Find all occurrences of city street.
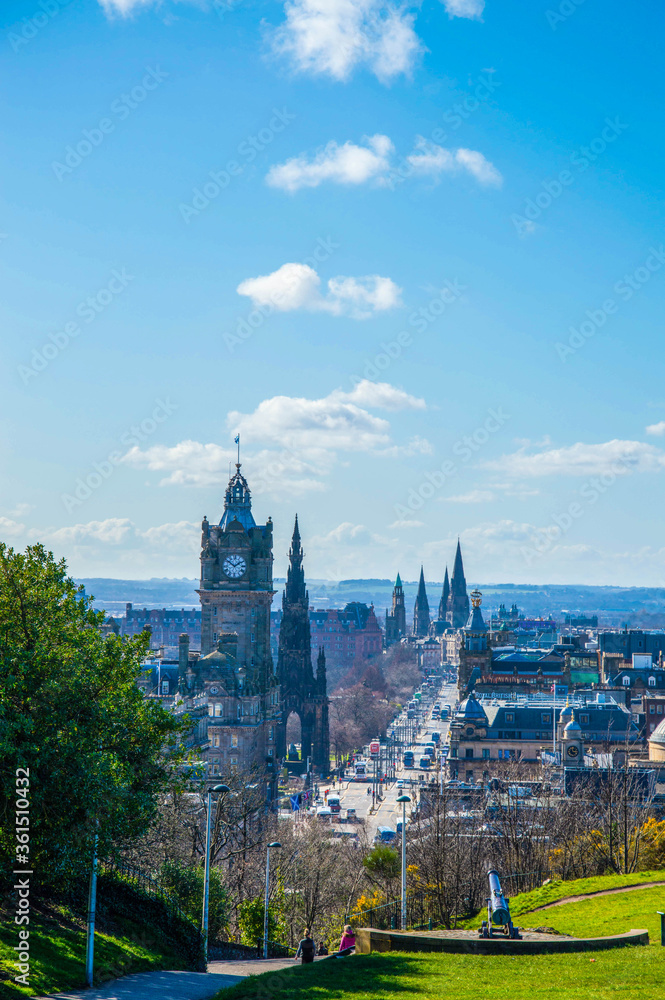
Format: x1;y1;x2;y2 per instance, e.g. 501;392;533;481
334;677;459;840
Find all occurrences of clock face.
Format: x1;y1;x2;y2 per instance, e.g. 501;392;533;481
223;554;247;578
566;745;579;758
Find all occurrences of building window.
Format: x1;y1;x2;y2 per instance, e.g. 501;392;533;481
208;704;214;717
231;735;238;747
465;747;473;759
210;687;218;695
215;703;222;717
505;713;514;723
237;705;242;719
161;680;169;695
267;747;273;756
649;676;656;687
230;757;238;769
622;675;630;686
541;713;551;725
251;633;255;643
213;735;220;747
650;705;655;714
482;748;490;760
451;748;458;758
269;727;273;741
466;770;474;782
580;714;589;725
213;607;218;616
659;705;663;715
213;632;218;641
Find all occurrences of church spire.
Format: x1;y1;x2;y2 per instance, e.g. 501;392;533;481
447;539;470;628
438;566;450;620
284;514;307;607
413;566;431;638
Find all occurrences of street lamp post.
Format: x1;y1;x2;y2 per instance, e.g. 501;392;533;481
85;828;98;988
263;841;281;959
202;783;230;968
397;795;411;931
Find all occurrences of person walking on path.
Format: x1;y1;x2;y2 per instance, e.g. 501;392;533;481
295;928;316;964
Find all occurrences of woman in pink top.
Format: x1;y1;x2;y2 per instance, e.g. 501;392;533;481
338;925;355;954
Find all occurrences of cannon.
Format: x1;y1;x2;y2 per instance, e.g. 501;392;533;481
478;869;521;939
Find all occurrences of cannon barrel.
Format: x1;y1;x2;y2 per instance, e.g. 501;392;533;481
487;869;511;925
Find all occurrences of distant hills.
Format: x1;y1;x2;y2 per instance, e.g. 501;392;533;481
77;577;665;625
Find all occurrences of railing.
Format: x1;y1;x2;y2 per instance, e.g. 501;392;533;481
347;870;550;931
100;858;200;932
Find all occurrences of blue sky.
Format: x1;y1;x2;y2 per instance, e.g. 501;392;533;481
1;0;665;585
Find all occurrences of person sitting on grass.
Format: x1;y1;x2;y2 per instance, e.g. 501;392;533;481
337;925;356;955
295;928;316;964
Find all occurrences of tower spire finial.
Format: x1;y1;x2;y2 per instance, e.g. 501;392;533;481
234;433;240;468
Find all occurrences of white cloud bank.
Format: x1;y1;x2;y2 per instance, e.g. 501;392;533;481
236;262;402;318
123;381;429;495
441;0;484;19
267;134;502;191
483;439;665;478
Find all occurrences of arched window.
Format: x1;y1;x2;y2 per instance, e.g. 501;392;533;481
649;676;656;687
622;675;630;686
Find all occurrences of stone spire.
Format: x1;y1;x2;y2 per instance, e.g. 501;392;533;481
284;514;307;608
219;462;256;531
413;566;431;638
438;567;450;620
447;539;470;629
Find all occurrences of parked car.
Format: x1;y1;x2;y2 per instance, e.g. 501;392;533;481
397;779;405;788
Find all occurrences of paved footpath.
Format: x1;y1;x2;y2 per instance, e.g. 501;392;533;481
42;958;298;1000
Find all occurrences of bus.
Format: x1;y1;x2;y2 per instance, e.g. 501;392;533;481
327;794;341;814
419;755;431;769
403;750;415;768
354;761;367;778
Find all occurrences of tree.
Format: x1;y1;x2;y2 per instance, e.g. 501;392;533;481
362;844;400;899
0;544;188;891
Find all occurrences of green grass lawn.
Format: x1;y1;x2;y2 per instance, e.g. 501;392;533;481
213;877;665;1000
461;868;665;927
213;948;665;1000
0;908;182;999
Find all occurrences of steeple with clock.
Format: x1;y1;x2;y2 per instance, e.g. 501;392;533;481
198;462;276;695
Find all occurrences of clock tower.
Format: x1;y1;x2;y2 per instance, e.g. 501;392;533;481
195;462;280;779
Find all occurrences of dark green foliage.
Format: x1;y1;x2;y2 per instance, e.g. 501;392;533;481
0;544;189;892
159;859;229;941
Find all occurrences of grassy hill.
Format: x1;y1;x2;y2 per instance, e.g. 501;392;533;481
213;874;665;1000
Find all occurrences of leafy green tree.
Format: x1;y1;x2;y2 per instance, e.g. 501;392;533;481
0;544;189;891
362;845;401;899
238;897;278;947
160;859;228;940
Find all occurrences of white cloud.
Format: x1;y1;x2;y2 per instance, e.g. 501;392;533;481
98;0;158;13
266;134;393;192
483;440;665;478
441;0;484;19
407;138;502;187
270;0;422;83
646;421;665;436
388;519;425;528
444;490;495;503
125;381;429;495
343;380;426;411
268;134;502;191
236;263;401;319
47;518;135;546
